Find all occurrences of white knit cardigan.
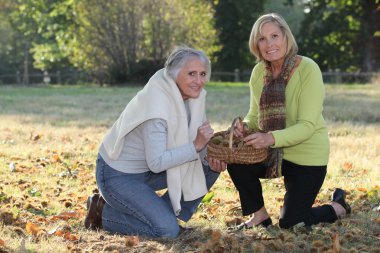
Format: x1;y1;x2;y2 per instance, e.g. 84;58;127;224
101;68;208;215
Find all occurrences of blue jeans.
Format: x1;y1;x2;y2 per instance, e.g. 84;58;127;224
96;154;219;238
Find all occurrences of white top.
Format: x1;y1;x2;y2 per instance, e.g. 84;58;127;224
100;118;200;173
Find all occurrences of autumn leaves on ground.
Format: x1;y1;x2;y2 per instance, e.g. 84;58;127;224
0;84;379;253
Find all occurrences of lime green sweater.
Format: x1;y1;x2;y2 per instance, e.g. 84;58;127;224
245;56;330;166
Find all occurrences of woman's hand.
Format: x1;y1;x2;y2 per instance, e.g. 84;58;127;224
207;157;227;173
193;121;214;152
243;132;275;149
232;119;245;138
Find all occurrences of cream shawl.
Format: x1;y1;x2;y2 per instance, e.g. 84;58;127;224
101;68;208;215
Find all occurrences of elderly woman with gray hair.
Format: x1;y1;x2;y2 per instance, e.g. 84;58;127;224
84;46;227;238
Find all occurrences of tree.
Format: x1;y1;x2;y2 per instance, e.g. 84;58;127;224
72;0;145;83
299;0;380;72
263;0;305;38
212;0;265;71
0;1;20;75
0;0;38;85
73;0;220;84
9;0;76;71
6;0;219;84
142;0;220;64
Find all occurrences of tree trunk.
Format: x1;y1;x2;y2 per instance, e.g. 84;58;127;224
362;1;380;72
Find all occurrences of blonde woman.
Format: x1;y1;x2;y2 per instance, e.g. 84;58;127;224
227;13;351;229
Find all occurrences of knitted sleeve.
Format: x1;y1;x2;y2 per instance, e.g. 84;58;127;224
244;63;265;131
270;58;325;147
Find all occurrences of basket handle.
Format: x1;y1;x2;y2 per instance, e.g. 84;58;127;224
228;117;243;148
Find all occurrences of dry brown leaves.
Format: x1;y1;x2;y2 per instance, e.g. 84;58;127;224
0;128;379;253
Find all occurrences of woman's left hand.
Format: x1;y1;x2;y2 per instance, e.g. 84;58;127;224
207;157;227;173
193;121;214;152
243;132;275;149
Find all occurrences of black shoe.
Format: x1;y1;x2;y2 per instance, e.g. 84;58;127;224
235;217;272;230
331;188;351;215
84;193;105;230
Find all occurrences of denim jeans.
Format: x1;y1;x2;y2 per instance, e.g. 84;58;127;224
96;154;219;238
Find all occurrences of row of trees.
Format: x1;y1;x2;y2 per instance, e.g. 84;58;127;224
0;0;379;84
1;0;220;83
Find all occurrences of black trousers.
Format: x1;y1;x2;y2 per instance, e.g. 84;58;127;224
227;159;338;228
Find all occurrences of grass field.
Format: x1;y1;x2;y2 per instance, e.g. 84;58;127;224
0;83;379;253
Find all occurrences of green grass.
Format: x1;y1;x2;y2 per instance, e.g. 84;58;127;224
0;83;379;252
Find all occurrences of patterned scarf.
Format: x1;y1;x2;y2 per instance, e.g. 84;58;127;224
259;54;297;178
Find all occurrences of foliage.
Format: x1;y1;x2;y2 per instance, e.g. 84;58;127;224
5;0;219;84
299;0;380;72
212;0;265;71
0;11;16;74
70;0;219;84
0;0;27;76
263;0;305;38
9;0;76;71
1;0;380;83
142;0;220;64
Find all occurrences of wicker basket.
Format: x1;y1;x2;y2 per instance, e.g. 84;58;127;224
207;117;268;164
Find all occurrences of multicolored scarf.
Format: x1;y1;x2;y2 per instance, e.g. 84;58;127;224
259;54;297;178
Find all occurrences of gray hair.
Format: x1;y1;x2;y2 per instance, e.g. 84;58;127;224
164;46;211;82
249;13;298;61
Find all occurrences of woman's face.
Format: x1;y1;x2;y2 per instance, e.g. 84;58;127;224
258;22;287;63
176;57;207;100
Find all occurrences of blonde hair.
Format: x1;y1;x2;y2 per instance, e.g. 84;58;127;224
249;13;298;61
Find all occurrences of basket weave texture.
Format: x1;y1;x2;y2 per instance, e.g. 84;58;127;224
207;117;268;164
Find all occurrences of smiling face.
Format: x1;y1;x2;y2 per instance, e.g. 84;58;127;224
258;22;287;64
175;57;207;100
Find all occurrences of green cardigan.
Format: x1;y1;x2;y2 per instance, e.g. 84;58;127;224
245;56;330;166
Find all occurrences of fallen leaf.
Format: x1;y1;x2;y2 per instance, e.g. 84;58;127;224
89;143;96;150
55;230;66;237
332;233;340;253
202;191;214;203
213;197;221;203
10;156;23;161
312;240;324;248
204;206;219;216
342;162;353;170
0;238;5;246
125;236;139;247
26;222;42;236
51;154;61;163
50;210;82;221
35;217;48;223
63;232;79;241
211;230;222;241
31;134;42;141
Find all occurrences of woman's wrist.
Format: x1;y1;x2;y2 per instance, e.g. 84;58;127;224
267;132;275;147
193;141;202;153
